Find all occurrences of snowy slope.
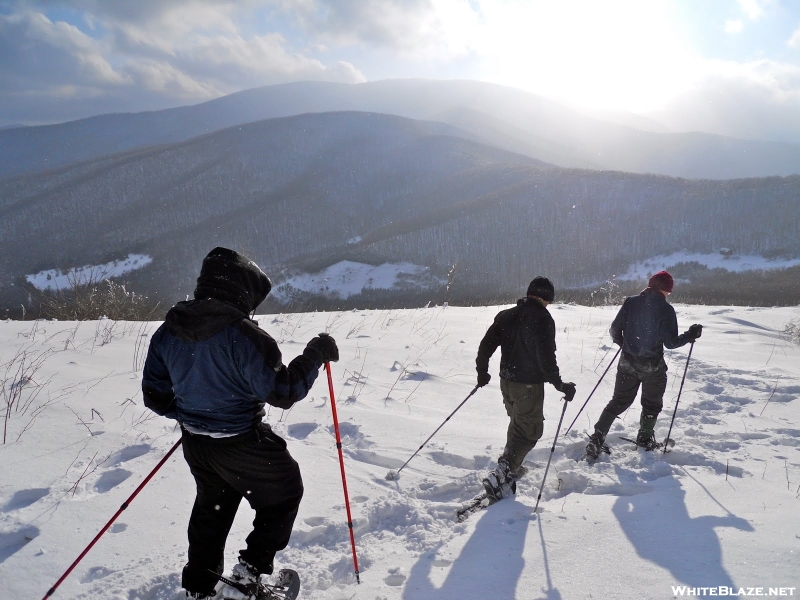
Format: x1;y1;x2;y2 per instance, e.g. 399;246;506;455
1;304;798;600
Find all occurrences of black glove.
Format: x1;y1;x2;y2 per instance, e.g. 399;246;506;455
477;372;491;387
686;324;703;341
558;381;577;402
306;332;339;362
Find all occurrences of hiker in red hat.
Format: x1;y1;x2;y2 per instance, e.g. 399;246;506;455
585;271;702;458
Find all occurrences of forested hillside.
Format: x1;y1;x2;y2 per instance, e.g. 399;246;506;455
2;111;799;316
348;171;800;288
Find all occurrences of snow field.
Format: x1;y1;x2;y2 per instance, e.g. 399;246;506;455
0;304;798;599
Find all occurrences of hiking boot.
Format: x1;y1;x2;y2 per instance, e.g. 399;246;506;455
635;428;660;451
636;413;660;450
221;561;260;600
482;459;516;501
585;431;606;460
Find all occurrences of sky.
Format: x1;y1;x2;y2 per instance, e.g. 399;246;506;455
1;0;800;142
1;303;798;599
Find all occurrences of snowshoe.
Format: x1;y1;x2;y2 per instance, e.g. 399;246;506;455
270;570;300;600
585;431;608;460
218;562;300;600
221;562;259;600
456;493;494;522
635;429;661;451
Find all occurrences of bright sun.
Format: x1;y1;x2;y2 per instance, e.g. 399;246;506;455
467;0;697;113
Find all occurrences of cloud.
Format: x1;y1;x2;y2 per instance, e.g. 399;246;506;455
0;11;127;89
171;32;365;89
31;0;245;33
0;2;366;124
287;0;482;60
649;59;800;143
738;0;768;21
789;26;800;48
725;20;744;34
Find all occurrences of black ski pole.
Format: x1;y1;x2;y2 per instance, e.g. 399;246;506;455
663;341;694;454
42;438;183;599
533;396;571;514
564;347;620;435
385;385;479;481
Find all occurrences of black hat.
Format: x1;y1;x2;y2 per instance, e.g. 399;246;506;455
527;276;555;302
193;247;272;313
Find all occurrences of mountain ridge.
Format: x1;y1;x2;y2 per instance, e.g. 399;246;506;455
2;79;799;180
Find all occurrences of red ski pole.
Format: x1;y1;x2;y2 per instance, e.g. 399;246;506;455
325;362;361;584
42;438;183;599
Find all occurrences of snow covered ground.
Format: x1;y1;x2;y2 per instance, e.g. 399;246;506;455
26;255;153;291
271;261;441;303
1;303;798;600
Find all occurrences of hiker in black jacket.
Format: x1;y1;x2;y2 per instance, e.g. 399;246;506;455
585;270;702;459
142;247;339;600
475;277;576;500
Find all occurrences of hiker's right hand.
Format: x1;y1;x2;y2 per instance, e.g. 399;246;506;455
687;324;703;341
477;372;491;387
559;382;576;402
307;333;339;362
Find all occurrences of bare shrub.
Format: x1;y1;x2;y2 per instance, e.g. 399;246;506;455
2;343;57;443
32;275;161;321
589;278;625;306
786;315;800;344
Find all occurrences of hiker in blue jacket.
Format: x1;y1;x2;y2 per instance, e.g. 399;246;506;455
585;270;702;458
142;247;338;600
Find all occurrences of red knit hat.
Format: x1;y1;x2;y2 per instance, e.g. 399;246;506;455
648;270;674;293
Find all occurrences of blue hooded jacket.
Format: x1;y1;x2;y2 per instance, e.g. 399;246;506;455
610;288;691;361
141;248;322;435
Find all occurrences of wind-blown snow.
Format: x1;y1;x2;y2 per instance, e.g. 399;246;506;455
25;254;153;291
272;261;441;301
0;303;798;599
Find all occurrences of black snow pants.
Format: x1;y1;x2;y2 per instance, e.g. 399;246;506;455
594;352;668;436
180;422;304;595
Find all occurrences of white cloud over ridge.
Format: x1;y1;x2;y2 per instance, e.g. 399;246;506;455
290;0;482;61
0;0;799;144
0;1;365;124
651;58;800;142
0;11;126;89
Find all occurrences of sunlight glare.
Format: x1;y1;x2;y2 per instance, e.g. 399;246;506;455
473;0;698;112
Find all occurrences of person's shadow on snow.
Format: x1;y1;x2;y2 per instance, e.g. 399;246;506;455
612;475;752;590
403;498;540;600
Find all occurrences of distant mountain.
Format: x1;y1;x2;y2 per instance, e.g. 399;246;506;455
2;79;799;180
2;111;798;315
